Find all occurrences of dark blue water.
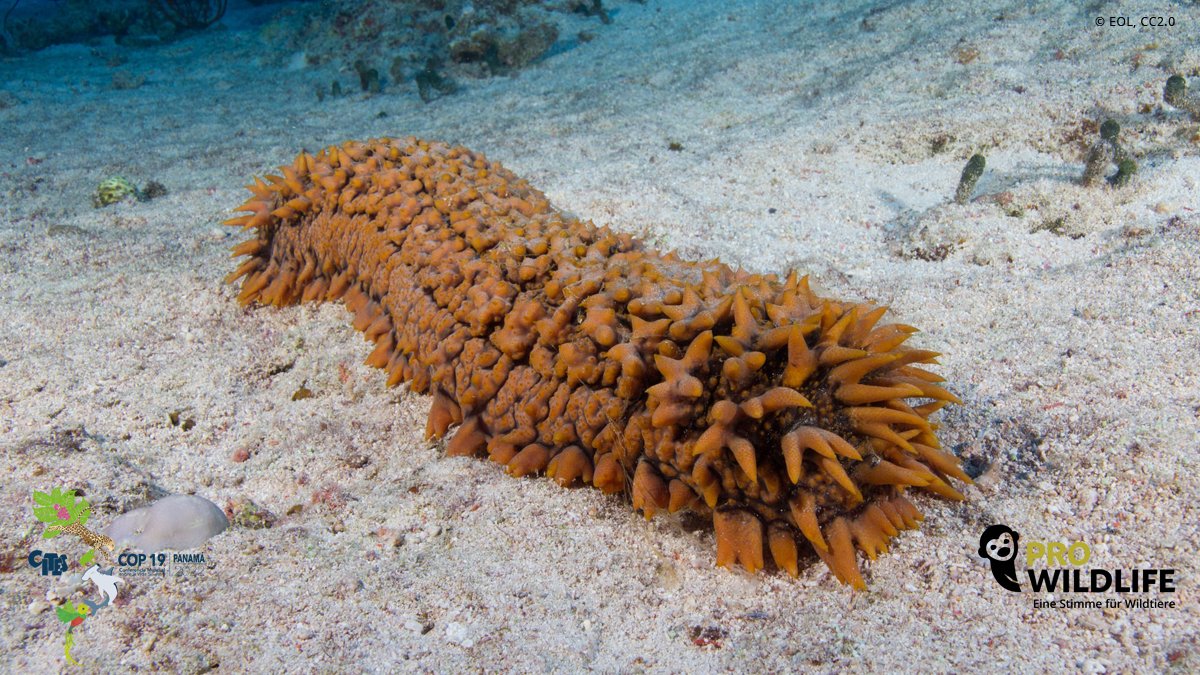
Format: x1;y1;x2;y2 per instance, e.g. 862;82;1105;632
2;0;293;52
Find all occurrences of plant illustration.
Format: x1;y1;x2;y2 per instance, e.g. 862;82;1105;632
32;488;114;564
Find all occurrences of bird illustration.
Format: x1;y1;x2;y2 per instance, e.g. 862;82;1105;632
56;601;91;628
56;602;93;665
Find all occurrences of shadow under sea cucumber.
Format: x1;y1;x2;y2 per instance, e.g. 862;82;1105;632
225;137;971;588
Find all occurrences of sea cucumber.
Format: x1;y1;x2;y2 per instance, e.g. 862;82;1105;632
226;138;970;587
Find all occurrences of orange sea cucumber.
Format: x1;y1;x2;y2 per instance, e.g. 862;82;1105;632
226;137;970;587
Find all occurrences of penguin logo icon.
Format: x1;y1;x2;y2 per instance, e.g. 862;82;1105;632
979;525;1022;592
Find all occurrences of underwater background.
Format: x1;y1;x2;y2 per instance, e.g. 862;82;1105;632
2;0;1198;670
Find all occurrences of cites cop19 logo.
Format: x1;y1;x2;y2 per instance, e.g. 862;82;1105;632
27;487;227;666
978;525;1178;610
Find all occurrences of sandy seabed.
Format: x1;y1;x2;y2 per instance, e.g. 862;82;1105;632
2;0;1198;671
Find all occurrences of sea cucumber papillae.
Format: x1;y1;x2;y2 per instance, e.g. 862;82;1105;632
227;138;970;587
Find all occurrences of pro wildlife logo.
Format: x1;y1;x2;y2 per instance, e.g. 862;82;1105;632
978;524;1022;592
976;523;1178;610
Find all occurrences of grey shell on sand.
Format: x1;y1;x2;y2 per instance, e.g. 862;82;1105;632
104;494;229;554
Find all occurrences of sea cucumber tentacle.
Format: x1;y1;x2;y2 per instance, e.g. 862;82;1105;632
228;137;970;588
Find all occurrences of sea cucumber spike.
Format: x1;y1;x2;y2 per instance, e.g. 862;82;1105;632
912;400;950;417
691;455;721;507
277;269;299;302
818;345;869;366
507;443;550;477
712;334;744;357
846;406;931;431
426;391;460;440
722;358;754;389
373;332;400;367
876;499;907;531
727;436;758;483
884;398;924;418
249;176;272;197
592;453;625;494
864;503;898;537
781;325;819;388
828;352;901;386
326;272;350;300
225;258;262;283
782;269;800;289
729;288;760;347
227;138;968;586
891;496;925;527
763;303;788;327
286;196;312;213
385;353;408;387
784;426;835;461
819;517;866;589
649;401;692;428
789;492;828;552
758;464;785;503
693;423;729;459
632;460;670;518
301;278;329;304
767;521;800;577
917;476;967;501
892;349;942;368
836;383;924;405
753;325;792;351
864;324;919;352
854;458;933;487
352;302;380;332
738;396;765;419
820;430;863;461
912;443;974;483
667;479;698;512
821;305;859;345
849;511;889;560
295;260;316;289
237;272;270;303
647;355;704;398
896;365;945;383
446;416;487;457
281;165;305;194
741;351;766;371
708;399;739;425
856;423;916;453
661;288;701;321
818;456;863;503
246;211;272;230
364;314;393;341
546;445;592;487
714;509;765;574
781;432;806;483
907;380;963;404
488;441;518;465
845;305;889;344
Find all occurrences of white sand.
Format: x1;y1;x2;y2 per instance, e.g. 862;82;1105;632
2;0;1198;671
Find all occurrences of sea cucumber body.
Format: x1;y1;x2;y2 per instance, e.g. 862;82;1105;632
227;138;969;587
